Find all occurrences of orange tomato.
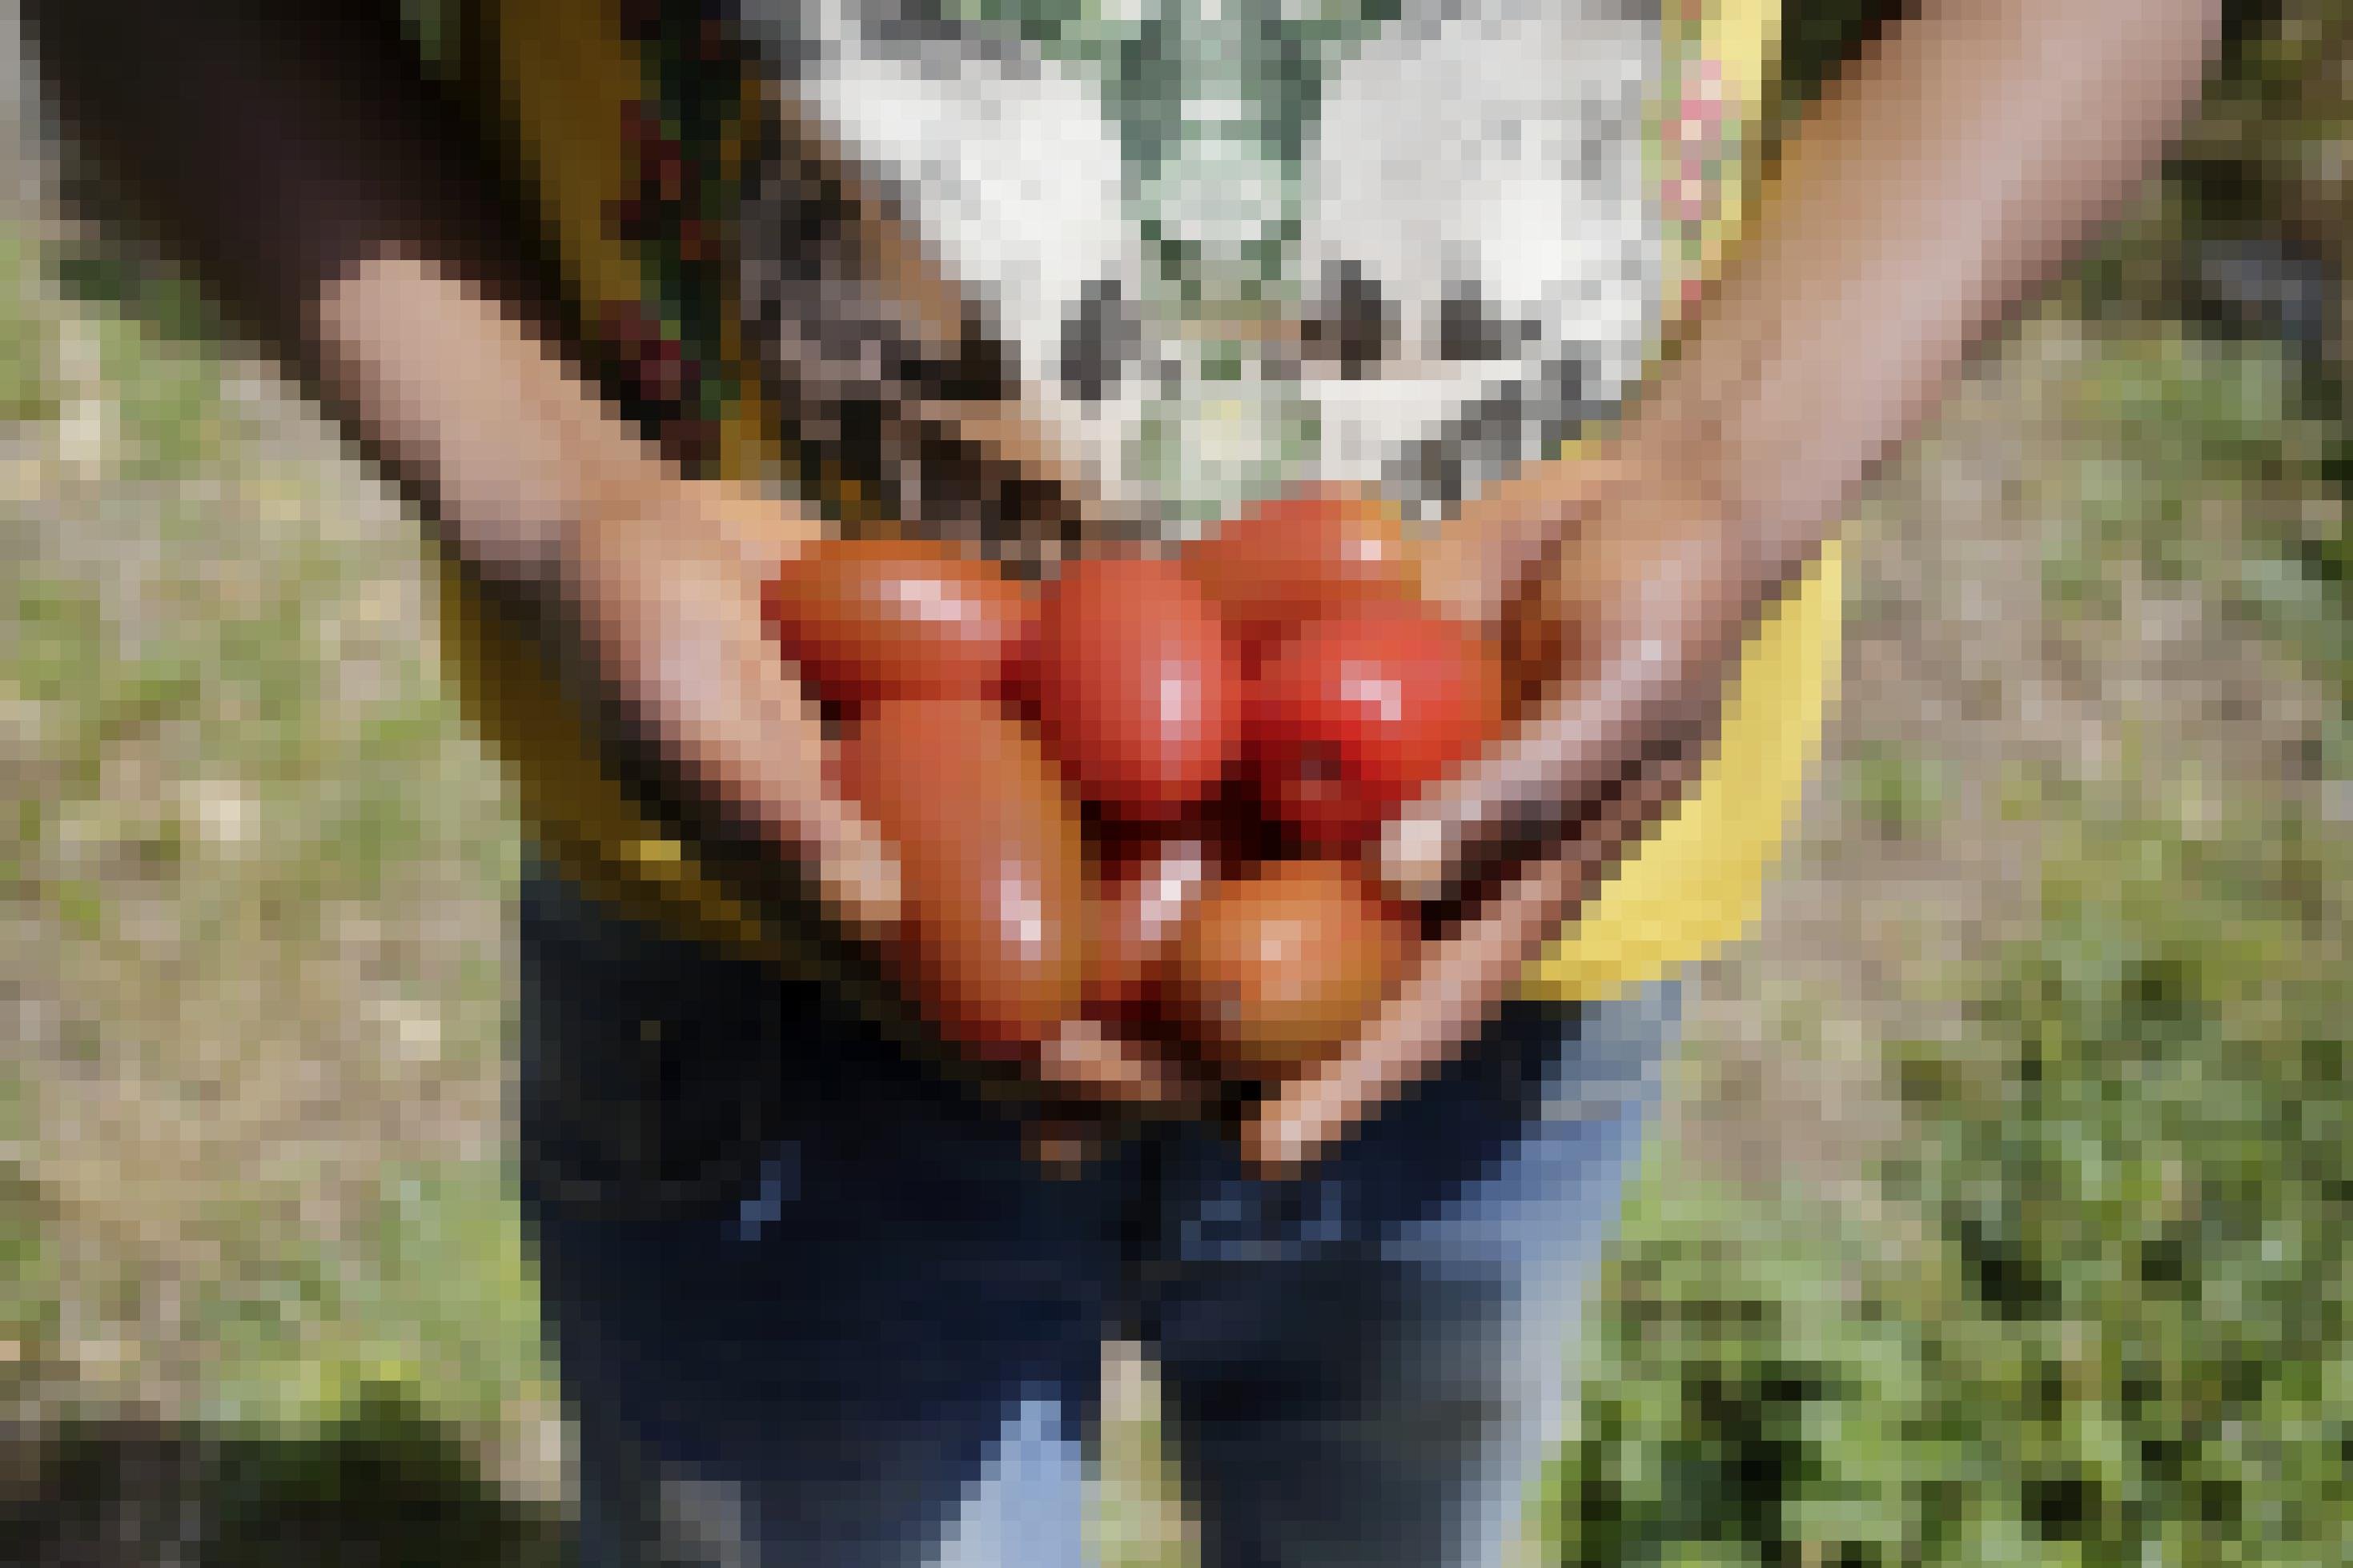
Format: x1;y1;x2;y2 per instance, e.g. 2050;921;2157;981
763;536;1036;710
1166;857;1407;1081
833;697;1088;1054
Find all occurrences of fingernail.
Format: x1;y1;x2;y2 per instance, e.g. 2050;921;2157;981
1026;1121;1104;1175
1247;1131;1306;1183
1380;812;1451;904
833;828;902;938
1038;1018;1171;1106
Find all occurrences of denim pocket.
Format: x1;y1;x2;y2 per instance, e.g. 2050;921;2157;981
516;860;796;1221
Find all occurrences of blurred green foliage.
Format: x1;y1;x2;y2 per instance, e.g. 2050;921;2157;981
2046;323;2347;773
181;1160;548;1442
6;1384;572;1567
1844;740;1947;840
1549;776;2349;1565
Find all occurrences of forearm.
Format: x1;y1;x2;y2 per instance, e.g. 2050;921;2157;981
26;2;689;595
1627;0;2224;573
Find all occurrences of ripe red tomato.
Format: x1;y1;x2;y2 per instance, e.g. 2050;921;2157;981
1244;604;1506;851
1180;486;1422;674
763;536;1036;710
1029;554;1240;824
832;697;1088;1054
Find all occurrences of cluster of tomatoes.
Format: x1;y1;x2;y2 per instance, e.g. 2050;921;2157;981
763;491;1510;1085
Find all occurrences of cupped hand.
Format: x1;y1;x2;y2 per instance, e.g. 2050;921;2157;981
552;471;1195;1122
1237;443;1795;1177
557;471;899;935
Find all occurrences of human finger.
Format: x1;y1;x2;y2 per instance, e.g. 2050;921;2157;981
564;479;905;940
1245;745;1698;1177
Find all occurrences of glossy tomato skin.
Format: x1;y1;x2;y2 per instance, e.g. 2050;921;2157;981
763;536;1036;710
1181;487;1421;675
1245;604;1507;851
833;698;1087;1055
1030;555;1240;824
1166;857;1406;1081
1082;830;1219;1027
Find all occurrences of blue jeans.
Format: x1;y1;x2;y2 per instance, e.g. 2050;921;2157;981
516;860;1673;1567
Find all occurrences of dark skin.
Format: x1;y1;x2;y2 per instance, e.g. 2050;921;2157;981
28;0;2227;1175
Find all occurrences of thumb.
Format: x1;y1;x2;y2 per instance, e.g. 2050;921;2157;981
1413;447;1640;627
570;483;904;942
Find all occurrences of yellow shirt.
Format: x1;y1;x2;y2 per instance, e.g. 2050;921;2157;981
432;0;1838;1004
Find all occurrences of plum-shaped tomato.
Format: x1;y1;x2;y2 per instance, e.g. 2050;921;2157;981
1180;487;1422;674
1245;604;1506;851
833;697;1088;1055
763;536;1035;711
1082;830;1219;1028
1029;555;1239;823
1166;857;1407;1081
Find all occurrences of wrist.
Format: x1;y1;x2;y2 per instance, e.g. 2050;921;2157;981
1608;391;1823;597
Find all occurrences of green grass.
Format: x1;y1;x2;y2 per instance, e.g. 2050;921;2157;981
180;1160;549;1440
7;193;541;1521
1548;784;2348;1564
1845;741;1949;841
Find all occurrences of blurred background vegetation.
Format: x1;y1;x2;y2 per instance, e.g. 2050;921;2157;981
3;2;2347;1563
